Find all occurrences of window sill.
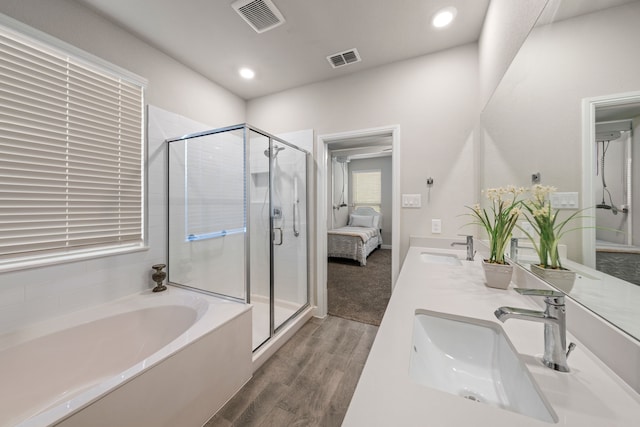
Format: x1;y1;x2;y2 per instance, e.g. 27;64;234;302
0;245;150;274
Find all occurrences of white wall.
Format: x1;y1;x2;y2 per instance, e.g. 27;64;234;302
0;1;245;333
348;157;393;245
247;43;480;264
478;0;547;108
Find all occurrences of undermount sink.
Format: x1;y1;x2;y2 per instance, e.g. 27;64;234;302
419;252;462;266
409;309;557;423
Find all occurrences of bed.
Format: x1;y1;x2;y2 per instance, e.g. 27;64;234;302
328;207;383;266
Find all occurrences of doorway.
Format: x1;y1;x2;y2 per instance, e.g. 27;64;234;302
315;125;400;319
582;91;640;273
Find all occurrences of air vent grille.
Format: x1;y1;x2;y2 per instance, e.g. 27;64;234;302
232;0;285;33
327;48;361;69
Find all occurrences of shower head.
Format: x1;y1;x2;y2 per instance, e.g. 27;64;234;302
264;145;285;158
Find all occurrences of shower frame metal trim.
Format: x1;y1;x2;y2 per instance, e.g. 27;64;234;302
165;123;311;352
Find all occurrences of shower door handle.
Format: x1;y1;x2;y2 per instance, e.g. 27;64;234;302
273;227;283;245
293;203;300;237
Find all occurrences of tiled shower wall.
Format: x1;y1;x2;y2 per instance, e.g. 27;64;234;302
596;251;640;286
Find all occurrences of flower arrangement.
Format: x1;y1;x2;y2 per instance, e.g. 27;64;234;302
466;185;525;264
518;185;584;269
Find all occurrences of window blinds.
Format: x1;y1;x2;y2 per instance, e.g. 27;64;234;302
352;170;381;211
0;25;145;263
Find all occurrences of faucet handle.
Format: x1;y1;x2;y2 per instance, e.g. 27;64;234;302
514;287;565;305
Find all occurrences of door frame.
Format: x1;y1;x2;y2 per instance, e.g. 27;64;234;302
315;125;400;318
582;90;640;268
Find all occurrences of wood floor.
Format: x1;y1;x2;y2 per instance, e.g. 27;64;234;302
205;315;378;427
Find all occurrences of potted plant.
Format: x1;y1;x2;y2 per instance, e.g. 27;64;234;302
466;185;525;289
518;185;585;292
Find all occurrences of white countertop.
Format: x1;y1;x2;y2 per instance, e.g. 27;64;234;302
342;246;640;426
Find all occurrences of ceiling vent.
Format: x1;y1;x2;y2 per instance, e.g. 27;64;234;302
232;0;285;33
327;48;361;69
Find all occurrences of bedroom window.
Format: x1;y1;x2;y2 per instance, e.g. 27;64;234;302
0;18;147;270
352;169;381;212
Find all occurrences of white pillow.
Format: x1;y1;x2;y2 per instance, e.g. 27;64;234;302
350;214;373;227
372;215;381;230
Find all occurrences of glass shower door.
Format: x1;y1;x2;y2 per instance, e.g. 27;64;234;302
271;142;308;332
248;130;271;350
248;131;309;351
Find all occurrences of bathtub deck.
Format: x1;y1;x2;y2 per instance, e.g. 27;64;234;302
205;315;378;427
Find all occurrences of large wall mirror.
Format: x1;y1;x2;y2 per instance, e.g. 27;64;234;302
481;0;640;341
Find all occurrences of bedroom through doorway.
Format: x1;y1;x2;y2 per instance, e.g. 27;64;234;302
325;134;394;325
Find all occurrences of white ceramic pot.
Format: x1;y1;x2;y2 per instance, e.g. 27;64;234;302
482;260;513;289
530;264;576;294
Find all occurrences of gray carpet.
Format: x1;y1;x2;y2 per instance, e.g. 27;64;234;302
327;249;392;326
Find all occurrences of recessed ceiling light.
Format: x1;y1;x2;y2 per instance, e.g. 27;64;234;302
239;67;255;79
432;7;457;28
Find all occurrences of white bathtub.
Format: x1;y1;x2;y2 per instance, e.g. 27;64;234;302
0;286;252;427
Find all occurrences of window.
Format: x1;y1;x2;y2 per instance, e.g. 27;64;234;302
0;19;146;269
352;169;381;212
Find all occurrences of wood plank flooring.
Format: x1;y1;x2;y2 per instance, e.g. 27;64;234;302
205;316;378;427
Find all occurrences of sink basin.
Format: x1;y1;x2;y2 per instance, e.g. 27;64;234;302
409;310;557;423
420;252;462;266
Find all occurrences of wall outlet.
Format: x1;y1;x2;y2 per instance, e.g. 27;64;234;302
432;219;442;234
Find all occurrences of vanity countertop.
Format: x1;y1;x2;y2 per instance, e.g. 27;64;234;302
342;245;640;426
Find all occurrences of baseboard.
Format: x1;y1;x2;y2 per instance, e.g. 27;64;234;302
381;244;392;250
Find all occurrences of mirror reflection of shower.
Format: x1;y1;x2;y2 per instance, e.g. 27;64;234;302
592;105;640;285
594;120;633;247
596;128;629;215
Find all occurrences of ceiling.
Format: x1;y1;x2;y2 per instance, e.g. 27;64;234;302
72;0;490;100
70;0;639;101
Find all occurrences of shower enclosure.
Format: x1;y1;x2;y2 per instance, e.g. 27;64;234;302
594;121;632;245
166;124;309;351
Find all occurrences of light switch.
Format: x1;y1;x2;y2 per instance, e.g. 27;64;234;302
402;194;422;208
550;192;579;209
432;219;442;234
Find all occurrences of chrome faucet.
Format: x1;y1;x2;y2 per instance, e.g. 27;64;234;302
494;288;576;372
451;235;475;261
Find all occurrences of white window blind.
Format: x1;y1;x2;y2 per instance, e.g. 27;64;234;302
0;22;145;266
352;169;381;211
